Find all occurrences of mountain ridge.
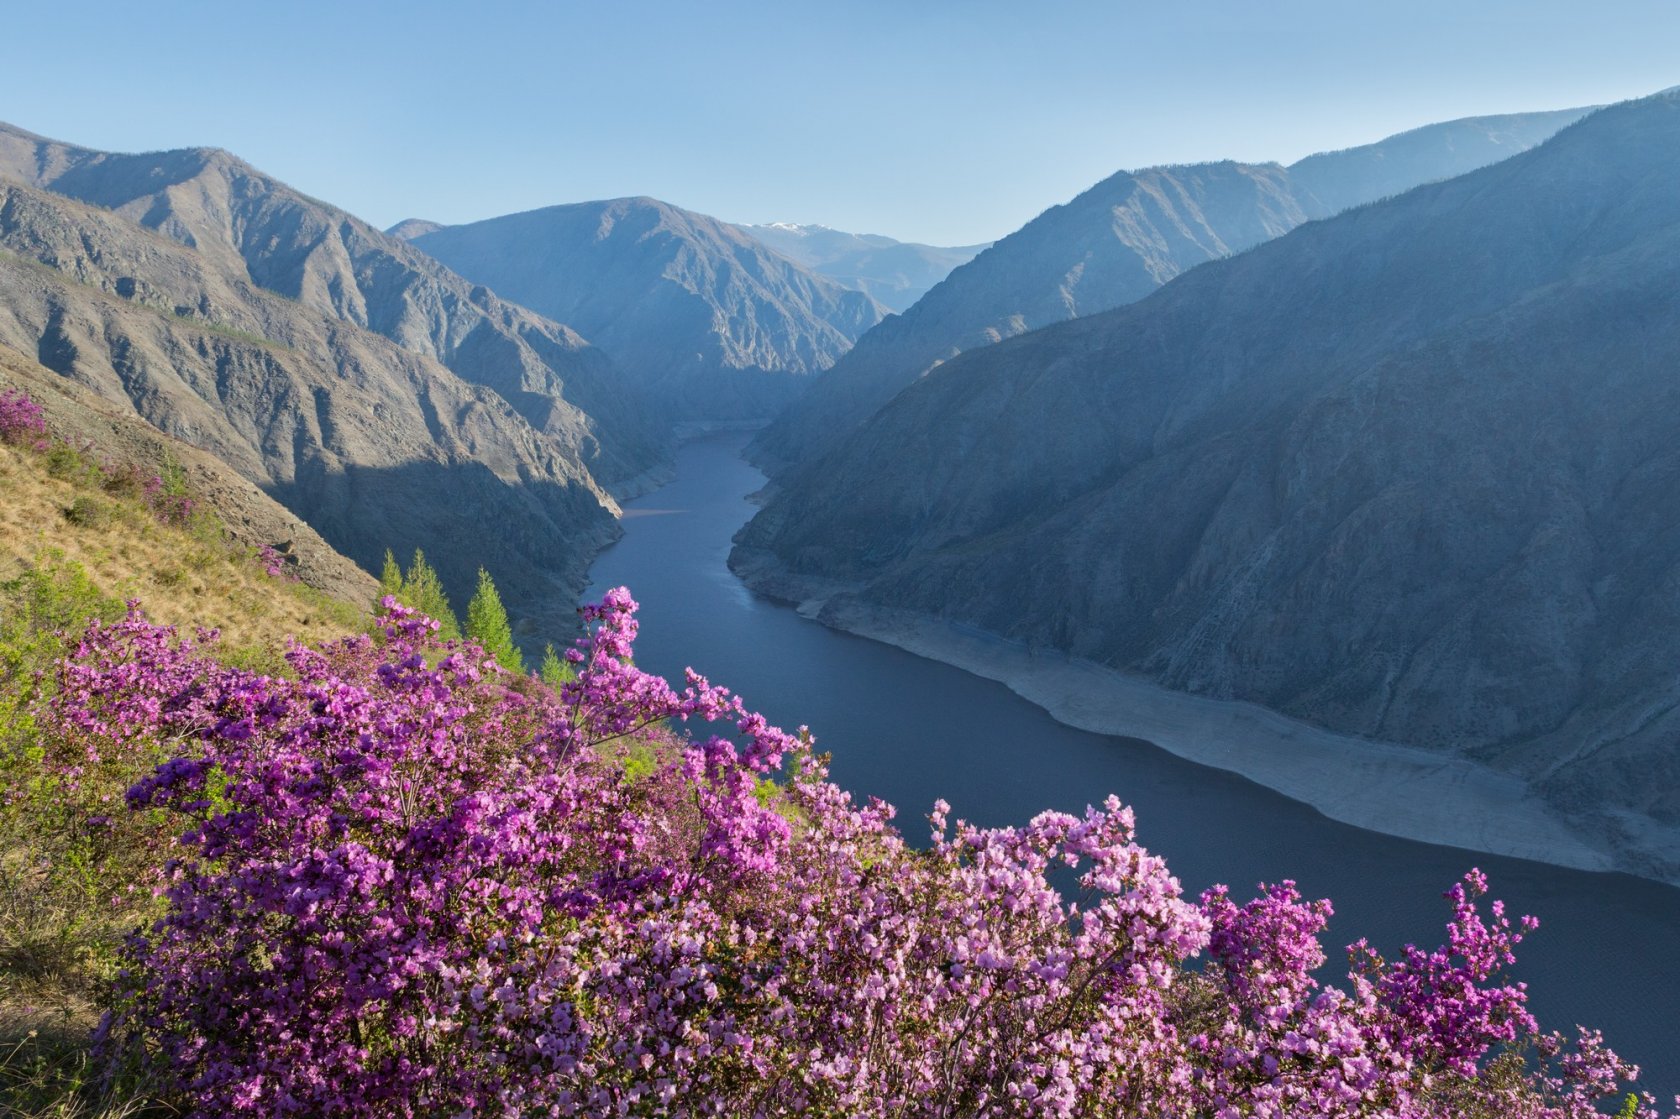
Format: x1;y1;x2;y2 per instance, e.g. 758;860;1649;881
0;169;618;637
735;221;990;313
732;93;1680;882
749;104;1598;474
408;196;886;421
0;120;666;492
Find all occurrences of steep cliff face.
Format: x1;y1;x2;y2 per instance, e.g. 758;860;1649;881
733;95;1680;876
750;106;1595;473
0;177;617;636
410;198;886;421
752;161;1312;470
0;122;663;491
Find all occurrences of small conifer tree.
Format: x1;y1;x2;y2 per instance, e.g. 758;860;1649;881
378;549;402;598
539;642;574;688
465;567;522;673
401;549;461;639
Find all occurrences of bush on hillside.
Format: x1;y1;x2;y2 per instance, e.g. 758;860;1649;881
7;589;1663;1118
0;388;47;446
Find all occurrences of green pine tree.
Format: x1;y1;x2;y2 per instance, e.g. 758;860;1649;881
378;549;402;599
401;549;460;639
539;642;575;688
465;567;521;672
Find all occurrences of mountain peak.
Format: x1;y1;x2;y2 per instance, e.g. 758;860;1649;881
408;196;885;421
386;217;445;240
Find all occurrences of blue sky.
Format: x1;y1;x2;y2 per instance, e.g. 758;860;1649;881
3;1;1676;244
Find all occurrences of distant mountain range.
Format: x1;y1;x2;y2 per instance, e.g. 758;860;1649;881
401;199;886;420
749;105;1595;473
733;94;1680;879
735;223;990;313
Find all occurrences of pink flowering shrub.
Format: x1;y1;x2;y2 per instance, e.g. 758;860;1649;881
139;470;196;527
0;386;48;445
23;590;1672;1117
0;386;199;531
254;543;295;580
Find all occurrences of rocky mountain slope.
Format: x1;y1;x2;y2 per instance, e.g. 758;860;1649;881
0;122;663;491
736;222;989;313
0;341;376;611
0;174;617;637
733;93;1680;879
408;198;886;420
751;105;1594;473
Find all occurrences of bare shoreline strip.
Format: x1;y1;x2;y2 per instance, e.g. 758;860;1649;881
780;593;1625;878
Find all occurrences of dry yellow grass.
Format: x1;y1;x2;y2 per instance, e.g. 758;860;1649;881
0;438;368;1115
0;441;363;654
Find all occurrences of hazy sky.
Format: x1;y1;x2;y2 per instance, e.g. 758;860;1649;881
3;1;1676;244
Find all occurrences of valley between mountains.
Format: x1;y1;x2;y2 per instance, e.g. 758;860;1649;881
3;95;1678;890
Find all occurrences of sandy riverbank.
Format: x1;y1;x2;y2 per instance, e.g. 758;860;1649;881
730;550;1651;880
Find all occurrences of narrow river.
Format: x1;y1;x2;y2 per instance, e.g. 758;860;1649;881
585;431;1680;1096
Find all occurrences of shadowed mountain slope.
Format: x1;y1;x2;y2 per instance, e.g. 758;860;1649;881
733;93;1680;879
737;222;990;313
0;122;663;490
0;175;617;636
751;105;1595;473
410;198;886;421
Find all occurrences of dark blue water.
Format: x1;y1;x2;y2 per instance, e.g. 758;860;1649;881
585;432;1680;1097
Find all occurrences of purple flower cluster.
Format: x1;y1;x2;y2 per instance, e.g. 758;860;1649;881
255;543;295;580
0;386;48;445
139;471;196;526
26;589;1672;1117
1;387;200;527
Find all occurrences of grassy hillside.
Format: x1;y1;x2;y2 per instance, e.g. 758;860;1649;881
0;437;360;655
0;375;373;1115
0;343;378;616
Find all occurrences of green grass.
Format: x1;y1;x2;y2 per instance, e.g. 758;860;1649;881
0;559;171;1118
